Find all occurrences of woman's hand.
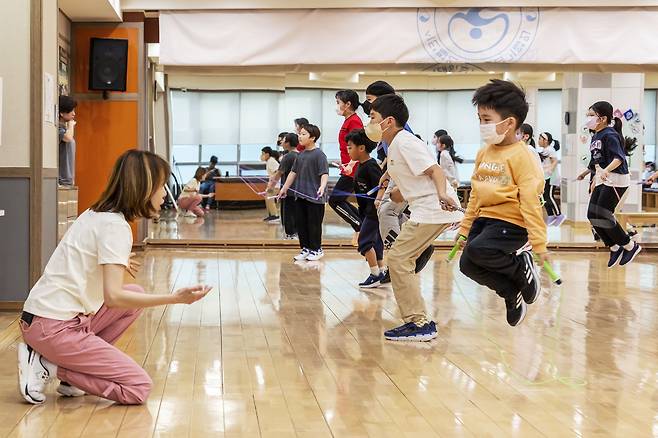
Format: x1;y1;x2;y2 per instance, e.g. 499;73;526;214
277;188;288;199
173;285;212;304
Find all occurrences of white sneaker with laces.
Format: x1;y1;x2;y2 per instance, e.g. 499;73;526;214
18;342;57;404
306;249;324;261
57;382;86;397
293;248;310;261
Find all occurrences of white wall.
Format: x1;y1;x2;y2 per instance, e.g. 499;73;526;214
0;2;31;167
43;0;59;169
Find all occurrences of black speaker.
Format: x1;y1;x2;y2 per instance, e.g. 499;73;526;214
88;38;128;92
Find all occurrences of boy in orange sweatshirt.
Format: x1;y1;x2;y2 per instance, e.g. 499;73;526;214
457;80;549;327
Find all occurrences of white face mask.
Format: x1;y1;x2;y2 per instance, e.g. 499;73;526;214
480;119;511;145
365;119;389;142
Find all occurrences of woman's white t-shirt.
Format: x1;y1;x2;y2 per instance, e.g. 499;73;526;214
178;178;200;199
23;210;133;320
266;157;280;177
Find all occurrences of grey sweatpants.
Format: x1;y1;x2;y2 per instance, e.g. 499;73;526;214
378;181;410;250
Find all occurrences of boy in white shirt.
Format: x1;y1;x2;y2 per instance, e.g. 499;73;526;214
368;94;463;341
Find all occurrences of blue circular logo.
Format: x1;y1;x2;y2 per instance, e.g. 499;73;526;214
418;8;539;63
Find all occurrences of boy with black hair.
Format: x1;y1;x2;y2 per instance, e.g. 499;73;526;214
346;129;385;288
293;118;309;152
200;155;220;210
268;133;299;239
457;79;548;327
279;124;328;261
369;94;463;341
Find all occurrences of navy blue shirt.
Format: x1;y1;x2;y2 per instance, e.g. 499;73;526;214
590;127;628;175
353;158;382;218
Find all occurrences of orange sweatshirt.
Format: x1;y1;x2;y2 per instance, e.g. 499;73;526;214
458;140;548;253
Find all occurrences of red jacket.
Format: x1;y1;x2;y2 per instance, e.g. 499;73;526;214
338;113;363;177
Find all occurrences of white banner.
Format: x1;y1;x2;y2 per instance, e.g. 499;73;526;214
160;8;658;67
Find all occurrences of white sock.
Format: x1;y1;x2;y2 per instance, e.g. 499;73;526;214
623;241;635;251
381;265;388;273
610;245;620;252
370;266;380;276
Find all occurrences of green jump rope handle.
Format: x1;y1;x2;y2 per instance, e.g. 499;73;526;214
533;255;562;285
446;235;466;263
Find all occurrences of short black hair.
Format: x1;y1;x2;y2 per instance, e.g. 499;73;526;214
59;95;77;114
278;131;288;138
472;79;528;129
435;129;448;138
300;123;321;142
345;128;377;153
294;117;309;127
366;80;395;97
335;90;361;112
209;155;218;164
438;134;453;148
283;132;299;148
370;94;409;128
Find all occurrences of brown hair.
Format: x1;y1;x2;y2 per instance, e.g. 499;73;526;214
91;149;170;222
194;166;206;181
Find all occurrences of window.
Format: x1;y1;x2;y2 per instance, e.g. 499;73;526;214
644;89;656;163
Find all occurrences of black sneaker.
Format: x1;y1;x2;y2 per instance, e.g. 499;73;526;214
414;245;435;273
263;215;275;222
607;247;624;268
505;292;527;327
519;251;540;304
384;320;437;342
619;242;642;266
380;268;391;284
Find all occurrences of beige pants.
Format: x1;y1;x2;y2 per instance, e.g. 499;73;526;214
388;221;449;323
265;187;279;217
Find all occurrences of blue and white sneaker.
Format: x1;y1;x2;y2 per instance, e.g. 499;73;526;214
359;273;383;289
293;248;310;261
384;320;437;342
306;249;324;261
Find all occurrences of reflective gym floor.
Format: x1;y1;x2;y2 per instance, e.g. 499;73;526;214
0;248;656;437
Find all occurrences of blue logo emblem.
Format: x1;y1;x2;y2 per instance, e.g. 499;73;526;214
418;8;540;63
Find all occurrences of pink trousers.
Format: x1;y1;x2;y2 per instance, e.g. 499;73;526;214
178;194;205;217
20;284;152;405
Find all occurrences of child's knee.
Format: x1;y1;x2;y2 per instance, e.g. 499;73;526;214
124;373;153;405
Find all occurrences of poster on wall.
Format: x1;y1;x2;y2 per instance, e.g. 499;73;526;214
44;72;55;124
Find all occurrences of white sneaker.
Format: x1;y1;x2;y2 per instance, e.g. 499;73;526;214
183;210;197;218
57;382;85;397
294;248;310;261
18;343;57;404
306;249;324;261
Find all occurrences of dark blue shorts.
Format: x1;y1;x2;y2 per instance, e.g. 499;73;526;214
358;216;384;259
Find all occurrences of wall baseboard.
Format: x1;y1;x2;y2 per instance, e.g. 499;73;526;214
0;302;23;311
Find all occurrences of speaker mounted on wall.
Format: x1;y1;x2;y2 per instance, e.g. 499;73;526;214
88;37;129;92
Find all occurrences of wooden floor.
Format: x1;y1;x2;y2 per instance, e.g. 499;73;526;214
147;208;658;248
1;248;658;437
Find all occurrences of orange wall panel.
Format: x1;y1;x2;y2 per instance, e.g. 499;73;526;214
75;100;138;213
73;27;140;94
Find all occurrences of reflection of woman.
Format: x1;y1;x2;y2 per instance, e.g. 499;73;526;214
18;150;211;405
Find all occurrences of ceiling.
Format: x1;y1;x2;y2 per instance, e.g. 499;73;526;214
121;0;658;10
59;0;121;21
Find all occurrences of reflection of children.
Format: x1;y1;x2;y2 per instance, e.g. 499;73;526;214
267;133;299;238
178;167;210;218
457;80;547;327
585;100;641;267
346;129;384;288
279;124;329;262
260;147;281;222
